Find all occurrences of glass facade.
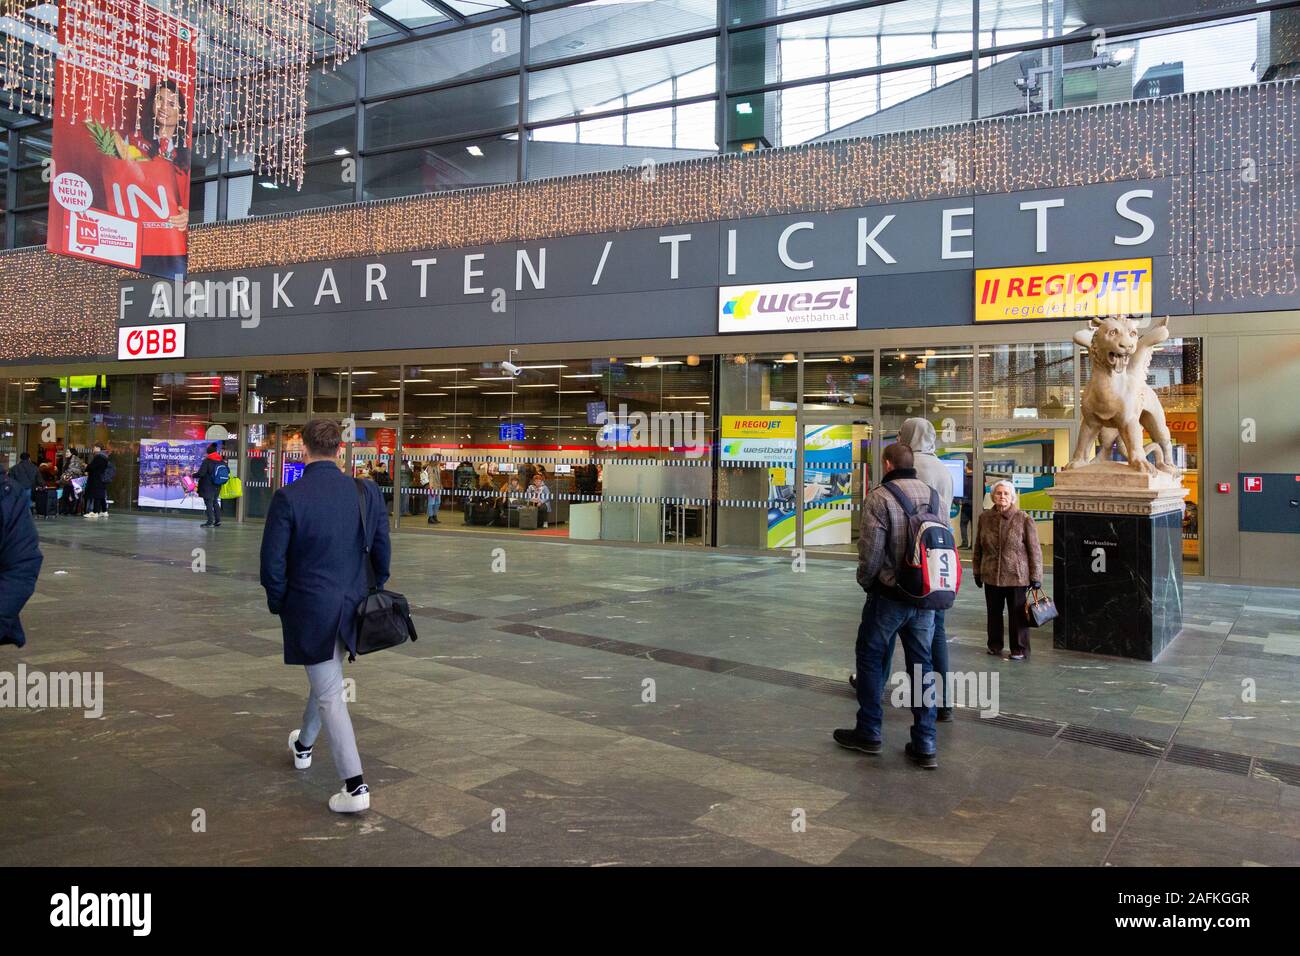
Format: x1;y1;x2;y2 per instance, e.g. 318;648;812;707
0;336;1204;573
6;0;1290;243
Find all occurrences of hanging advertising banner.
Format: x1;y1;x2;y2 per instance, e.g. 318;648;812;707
974;258;1152;322
47;0;198;278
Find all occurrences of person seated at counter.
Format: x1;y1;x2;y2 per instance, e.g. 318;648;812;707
525;473;551;528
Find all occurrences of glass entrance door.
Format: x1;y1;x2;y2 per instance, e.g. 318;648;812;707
976;422;1074;567
244;422;307;519
796;414;873;555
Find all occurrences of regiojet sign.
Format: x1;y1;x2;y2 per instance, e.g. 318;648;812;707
719;278;857;333
118;323;186;360
974;258;1152;322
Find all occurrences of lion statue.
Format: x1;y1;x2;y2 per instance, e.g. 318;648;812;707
1065;315;1181;478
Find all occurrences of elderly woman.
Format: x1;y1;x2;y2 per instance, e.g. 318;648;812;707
973;479;1043;661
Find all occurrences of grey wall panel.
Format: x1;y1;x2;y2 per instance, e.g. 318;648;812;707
860;270;971;328
720;199;976;282
1204;333;1240;581
1150;256;1185;315
1238;333;1300;475
972;180;1173;269
513;288;717;343
518;225;723;298
1193;85;1298;174
1191;161;1299;255
1194;255;1300;314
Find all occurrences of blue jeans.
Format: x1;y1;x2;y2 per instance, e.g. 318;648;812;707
427;492;441;518
883;608;949;707
855;592;937;753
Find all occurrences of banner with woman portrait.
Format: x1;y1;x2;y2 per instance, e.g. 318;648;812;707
46;0;197;278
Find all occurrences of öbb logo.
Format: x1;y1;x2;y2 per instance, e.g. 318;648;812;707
126;328;174;356
118;323;185;360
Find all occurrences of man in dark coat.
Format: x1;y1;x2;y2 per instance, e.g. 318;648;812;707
191;443;225;527
0;466;43;647
9;453;38;510
259;419;390;814
84;444;111;518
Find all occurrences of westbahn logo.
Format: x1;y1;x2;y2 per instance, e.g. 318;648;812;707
718;278;857;333
722;289;759;319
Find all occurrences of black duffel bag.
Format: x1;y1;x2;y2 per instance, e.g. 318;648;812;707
353;479;418;656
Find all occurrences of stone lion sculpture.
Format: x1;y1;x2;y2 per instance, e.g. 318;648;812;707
1065;315;1181;477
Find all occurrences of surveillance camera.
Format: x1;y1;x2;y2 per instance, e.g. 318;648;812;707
502;361;523;376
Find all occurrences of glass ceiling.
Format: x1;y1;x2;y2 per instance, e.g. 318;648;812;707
0;0;1264;130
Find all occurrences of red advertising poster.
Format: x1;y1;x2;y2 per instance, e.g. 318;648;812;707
46;0;198;279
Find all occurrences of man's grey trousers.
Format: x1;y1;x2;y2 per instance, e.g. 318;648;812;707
300;639;362;780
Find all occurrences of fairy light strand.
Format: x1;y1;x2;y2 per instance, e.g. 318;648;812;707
0;0;367;190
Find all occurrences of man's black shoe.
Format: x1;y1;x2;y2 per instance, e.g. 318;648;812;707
848;672;857;690
200;522;212;527
937;707;954;722
833;728;882;754
904;742;938;769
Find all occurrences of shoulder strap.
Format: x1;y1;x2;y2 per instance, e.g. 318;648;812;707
882;480;915;517
927;488;941;518
354;479;376;591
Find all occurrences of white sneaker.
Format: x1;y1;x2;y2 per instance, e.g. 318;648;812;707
83;512;96;519
542;522;549;528
288;729;312;770
329;783;370;813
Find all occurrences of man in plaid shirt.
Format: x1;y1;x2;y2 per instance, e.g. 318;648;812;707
833;443;939;768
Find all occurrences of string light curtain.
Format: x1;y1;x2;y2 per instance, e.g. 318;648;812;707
0;79;1297;360
0;0;369;188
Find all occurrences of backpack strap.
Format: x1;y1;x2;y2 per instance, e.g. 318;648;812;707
882;480;916;516
927;488;941;518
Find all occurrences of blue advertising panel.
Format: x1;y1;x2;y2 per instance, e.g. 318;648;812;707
138;438;210;510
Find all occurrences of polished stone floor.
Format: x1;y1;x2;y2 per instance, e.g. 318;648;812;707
2;513;1297;866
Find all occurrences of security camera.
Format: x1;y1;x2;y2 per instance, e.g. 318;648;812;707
502;361;523;376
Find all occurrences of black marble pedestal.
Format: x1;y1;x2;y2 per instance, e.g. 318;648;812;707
1052;509;1183;661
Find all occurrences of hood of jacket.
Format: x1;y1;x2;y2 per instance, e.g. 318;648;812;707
206;452;222;461
899;417;937;456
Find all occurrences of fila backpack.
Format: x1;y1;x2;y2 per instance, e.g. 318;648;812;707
883;482;961;610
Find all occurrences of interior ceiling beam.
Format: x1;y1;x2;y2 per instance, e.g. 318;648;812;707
368;4;415;37
425;0;467;24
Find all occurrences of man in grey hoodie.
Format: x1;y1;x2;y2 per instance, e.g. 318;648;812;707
894;418;955;720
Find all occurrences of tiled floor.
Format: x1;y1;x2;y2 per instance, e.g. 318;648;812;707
2;513;1297;866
